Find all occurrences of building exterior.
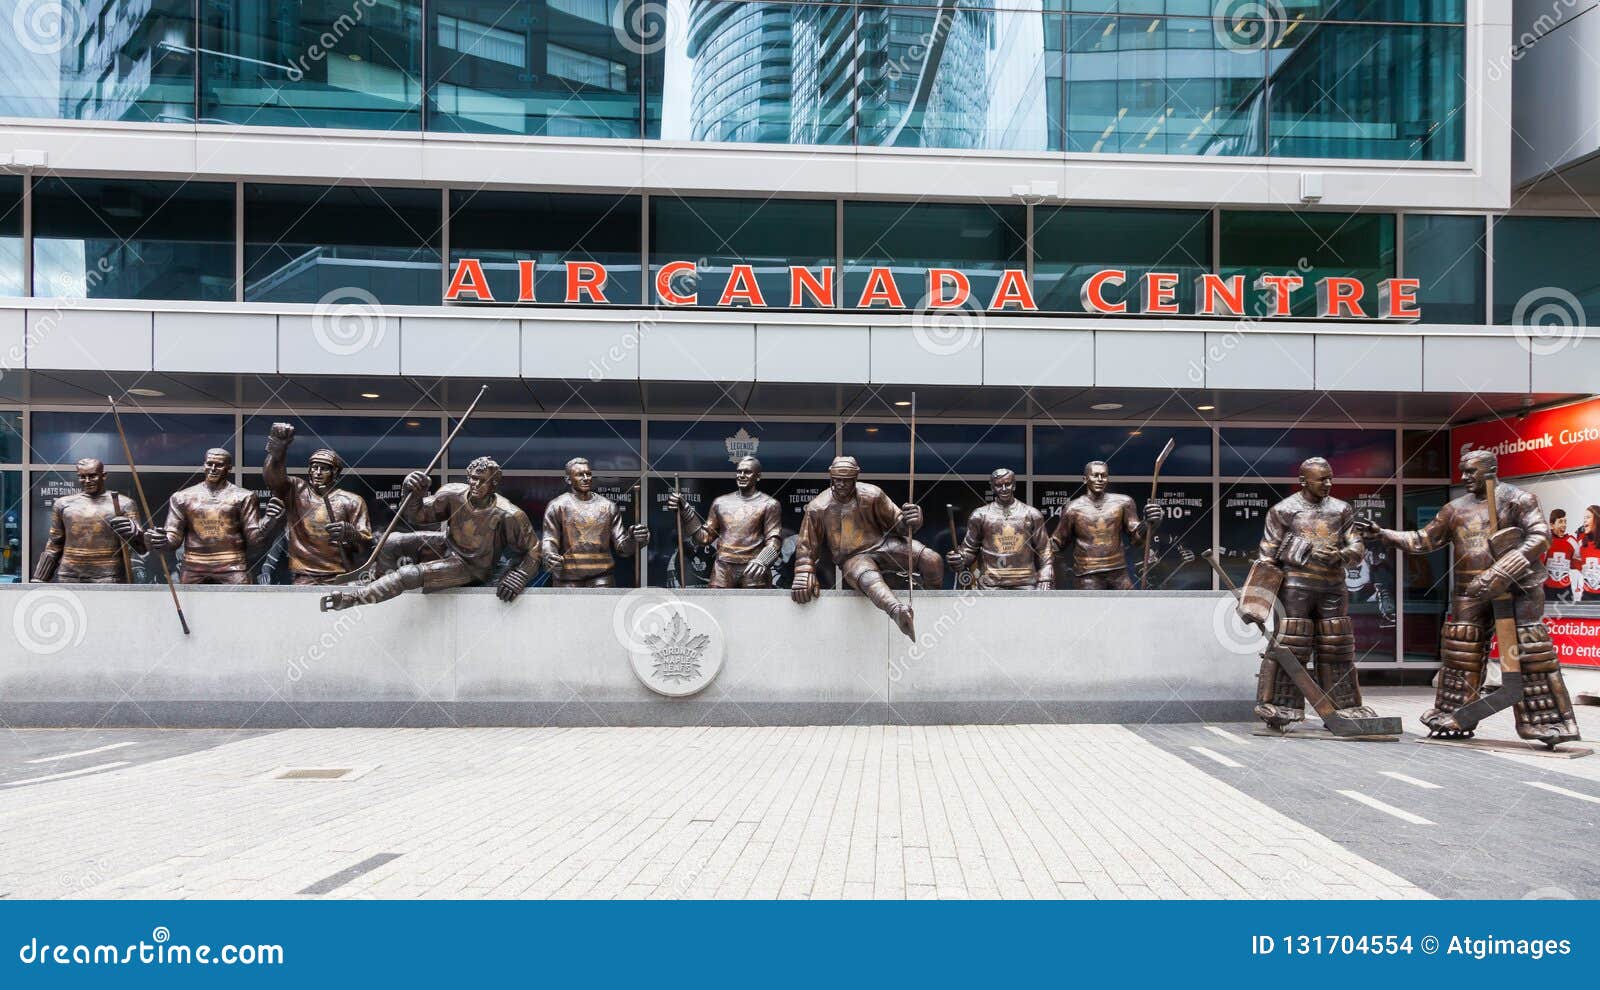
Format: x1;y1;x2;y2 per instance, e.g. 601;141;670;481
0;0;1596;671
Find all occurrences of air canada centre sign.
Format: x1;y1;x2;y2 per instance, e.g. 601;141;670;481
444;258;1425;321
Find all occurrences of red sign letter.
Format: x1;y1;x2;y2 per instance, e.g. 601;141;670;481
1195;274;1245;317
857;267;906;308
1379;278;1421;321
1317;277;1366;319
565;261;609;304
1142;272;1180;314
789;266;835;307
926;269;971;309
988;269;1037;311
445;258;493;302
1254;274;1305;317
656;261;697;306
718;264;767;307
1081;270;1127;314
517;260;536;302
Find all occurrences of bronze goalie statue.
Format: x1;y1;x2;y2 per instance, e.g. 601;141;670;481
1244;457;1378;730
320;456;540;610
1358;449;1581;747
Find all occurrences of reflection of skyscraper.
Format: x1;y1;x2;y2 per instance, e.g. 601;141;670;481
685;1;794;143
62;0;191;122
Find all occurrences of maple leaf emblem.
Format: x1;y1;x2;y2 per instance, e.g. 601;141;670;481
643;610;712;682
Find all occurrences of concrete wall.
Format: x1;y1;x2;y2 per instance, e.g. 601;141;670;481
0;586;1257;728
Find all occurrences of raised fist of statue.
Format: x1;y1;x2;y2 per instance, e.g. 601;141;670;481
664;491;685;513
266;421;295;452
143;527;171;551
261;496;286;524
325;520;353;547
497;568;529;602
900;503;924;532
1143;502;1164;527
403;470;432;496
629;523;650;545
109;515;139;540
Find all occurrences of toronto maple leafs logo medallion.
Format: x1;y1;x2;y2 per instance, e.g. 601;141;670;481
622;597;725;697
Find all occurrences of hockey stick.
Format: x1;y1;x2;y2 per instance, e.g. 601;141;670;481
108;396;190;635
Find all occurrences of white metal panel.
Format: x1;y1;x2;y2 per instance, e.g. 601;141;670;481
522;319;640;381
401;317;519;378
277;312;401;376
983;327;1093;387
869;325;982;386
1315;334;1423;392
640;321;757;381
1422;335;1532;393
1200;331;1314;391
1093;330;1204;389
154;312;276;374
755;324;869;383
26;309;152;372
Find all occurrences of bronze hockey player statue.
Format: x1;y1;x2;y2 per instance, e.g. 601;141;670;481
946;468;1054;590
541;457;648;587
664;456;781;588
1246;457;1378;730
1051;460;1162;589
144;448;279;584
33;458;145;583
263;423;373;585
320;456;540;609
791;456;942;638
1358;450;1581;747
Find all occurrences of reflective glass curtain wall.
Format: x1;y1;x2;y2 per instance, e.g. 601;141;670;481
0;2;1466;161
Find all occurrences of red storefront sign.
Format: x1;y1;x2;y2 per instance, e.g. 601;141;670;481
1490;615;1600;668
1452;397;1600;482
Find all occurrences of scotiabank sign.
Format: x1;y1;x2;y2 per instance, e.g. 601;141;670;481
1491;616;1600;669
444;258;1425;320
1452;397;1600;482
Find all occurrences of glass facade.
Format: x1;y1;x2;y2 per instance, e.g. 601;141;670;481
451;190;643;305
1493;216;1600;327
1;177;22;298
1405;214;1485;325
245;184;443;305
844;202;1026;308
31;178;236;301
0;2;1466;162
1219;211;1396;318
651;197;835;307
1033;208;1210;313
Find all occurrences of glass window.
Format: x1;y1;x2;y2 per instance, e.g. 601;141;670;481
1064;13;1267;157
244;184;442;306
1216;480;1288;587
840;422;1025;477
1267;23;1465;162
1401;429;1450;479
844;202;1026;309
450;418;642;472
1401;484;1450;662
0;411;21;462
650;197;835;308
1139;480;1213;591
201;1;422;130
1346;483;1397;661
1278;2;1465;22
1033;207;1211;313
0;0;194;123
241;416;442;470
1;470;18;582
428;0;645;138
0;177;22;297
648;421;835;474
32;178;235;301
1405;214;1485;325
29;412;237;468
1219;427;1396;479
1033;426;1212;477
450;191;642;305
1219;211;1395;318
1493;217;1600;327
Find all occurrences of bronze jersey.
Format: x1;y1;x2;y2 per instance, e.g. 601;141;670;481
697;491;782;565
1055;492;1143;575
540;492;635;582
1259;492;1363;591
164;482;269;577
408;483;538;581
273;477;373;578
794;482;903;570
43;491;141;581
1398;484;1548;595
962;499;1053;588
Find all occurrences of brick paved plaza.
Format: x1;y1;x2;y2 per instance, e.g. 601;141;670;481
5;673;1598;901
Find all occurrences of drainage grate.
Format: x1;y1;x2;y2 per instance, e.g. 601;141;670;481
275;768;353;781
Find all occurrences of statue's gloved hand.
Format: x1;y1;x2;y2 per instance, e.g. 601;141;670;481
143;528;171;551
542;551;564;573
900;504;924;532
266;421;295;454
1142;502;1163;528
261;496;286;524
1352;517;1383;540
325;520;352;547
664;491;685;513
629;523;650;545
497;569;529;602
791;571;820;604
742;560;770;585
1309;544;1342;567
109;515;139;540
1465;550;1532;601
945;548;971;570
403;471;432;496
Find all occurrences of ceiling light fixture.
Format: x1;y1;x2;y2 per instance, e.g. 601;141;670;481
893;400;911;407
1091;402;1123;411
360;392;381;399
1197;404;1216;412
126;387;165;398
